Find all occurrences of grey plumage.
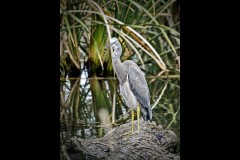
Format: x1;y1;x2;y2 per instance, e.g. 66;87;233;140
106;37;152;121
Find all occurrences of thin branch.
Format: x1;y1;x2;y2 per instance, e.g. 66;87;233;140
151;81;168;110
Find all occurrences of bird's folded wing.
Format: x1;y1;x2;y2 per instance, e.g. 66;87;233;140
128;65;150;109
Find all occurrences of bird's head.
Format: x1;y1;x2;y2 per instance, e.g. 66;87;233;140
105;37;122;59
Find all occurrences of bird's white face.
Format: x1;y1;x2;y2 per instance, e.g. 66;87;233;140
105;37;122;59
109;37;120;50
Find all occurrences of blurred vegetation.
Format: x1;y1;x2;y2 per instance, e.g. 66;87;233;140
60;0;180;78
60;0;180;159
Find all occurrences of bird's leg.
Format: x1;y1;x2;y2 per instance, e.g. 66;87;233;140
132;110;134;132
137;105;140;133
121;110;135;136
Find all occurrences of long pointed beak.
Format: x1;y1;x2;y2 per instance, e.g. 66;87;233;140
105;42;113;49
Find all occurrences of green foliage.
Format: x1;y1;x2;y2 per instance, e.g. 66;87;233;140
60;0;180;77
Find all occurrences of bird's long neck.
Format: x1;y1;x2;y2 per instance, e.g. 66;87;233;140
112;57;127;85
112;46;121;60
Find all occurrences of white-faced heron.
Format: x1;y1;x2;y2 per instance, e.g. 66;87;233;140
105;37;152;134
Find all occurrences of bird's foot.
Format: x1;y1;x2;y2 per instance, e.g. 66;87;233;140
121;131;133;136
111;122;119;127
122;130;139;136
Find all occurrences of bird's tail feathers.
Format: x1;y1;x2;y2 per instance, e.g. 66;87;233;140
147;105;152;122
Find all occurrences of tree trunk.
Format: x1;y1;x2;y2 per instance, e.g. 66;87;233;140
65;119;180;160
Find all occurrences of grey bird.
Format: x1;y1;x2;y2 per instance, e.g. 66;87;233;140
105;37;152;133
